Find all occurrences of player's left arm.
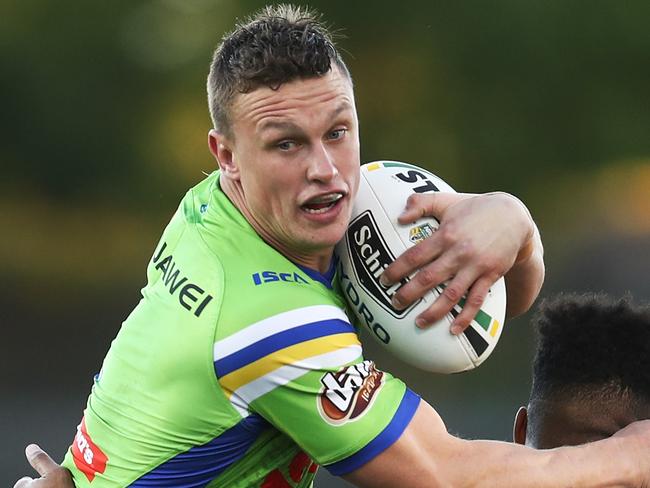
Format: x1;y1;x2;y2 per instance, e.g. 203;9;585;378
380;191;544;332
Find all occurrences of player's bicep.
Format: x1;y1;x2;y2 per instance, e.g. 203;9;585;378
343;400;457;488
249;354;419;472
213;303;420;473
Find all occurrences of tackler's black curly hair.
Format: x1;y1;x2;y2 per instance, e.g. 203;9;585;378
207;4;350;137
530;292;650;406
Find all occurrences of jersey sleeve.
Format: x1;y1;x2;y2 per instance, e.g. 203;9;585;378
212;303;420;475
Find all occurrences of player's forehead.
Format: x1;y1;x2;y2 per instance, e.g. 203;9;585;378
229;67;356;134
531;397;645;448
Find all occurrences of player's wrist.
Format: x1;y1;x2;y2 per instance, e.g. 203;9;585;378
514;234;535;265
486;191;535;264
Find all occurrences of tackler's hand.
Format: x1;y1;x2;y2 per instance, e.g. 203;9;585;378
13;445;73;488
380;192;542;334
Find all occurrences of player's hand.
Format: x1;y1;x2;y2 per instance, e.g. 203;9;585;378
379;192;535;333
13;444;73;488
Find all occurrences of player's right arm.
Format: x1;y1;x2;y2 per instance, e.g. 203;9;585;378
14;407;649;488
345;399;646;487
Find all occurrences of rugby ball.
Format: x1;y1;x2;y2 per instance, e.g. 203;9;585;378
336;161;507;373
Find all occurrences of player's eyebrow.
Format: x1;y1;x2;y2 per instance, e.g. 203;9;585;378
329;100;354;121
257;101;354;134
257;120;302;134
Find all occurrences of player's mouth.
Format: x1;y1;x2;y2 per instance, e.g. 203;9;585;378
300;192;345;214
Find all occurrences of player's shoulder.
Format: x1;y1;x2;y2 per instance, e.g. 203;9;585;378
151;171;236;273
139;172;230;320
177;171;276;263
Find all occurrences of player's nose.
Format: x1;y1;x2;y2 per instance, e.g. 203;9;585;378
307;142;339;183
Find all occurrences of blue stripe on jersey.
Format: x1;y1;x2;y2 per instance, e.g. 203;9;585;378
325;388;421;476
214;319;355;377
130;414;268;487
296;254;338;289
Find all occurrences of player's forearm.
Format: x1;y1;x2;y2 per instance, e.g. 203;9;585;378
346;401;638;488
503;210;544;318
438;436;634;488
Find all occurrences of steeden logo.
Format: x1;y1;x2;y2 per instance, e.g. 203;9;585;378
318;360;385;425
71;417;108;482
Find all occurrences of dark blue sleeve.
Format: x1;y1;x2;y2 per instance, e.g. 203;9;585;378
324;388;421;476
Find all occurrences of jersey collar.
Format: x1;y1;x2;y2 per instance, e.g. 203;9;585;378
295;254;338;289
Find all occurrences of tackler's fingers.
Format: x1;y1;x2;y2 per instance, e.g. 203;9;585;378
25;445;59;477
13;476;35;488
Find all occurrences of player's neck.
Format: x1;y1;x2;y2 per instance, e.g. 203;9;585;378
219;175;334;274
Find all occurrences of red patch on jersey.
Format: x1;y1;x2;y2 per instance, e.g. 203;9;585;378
260;452;318;487
70;417;108;482
289;451;317;482
261;470;291;488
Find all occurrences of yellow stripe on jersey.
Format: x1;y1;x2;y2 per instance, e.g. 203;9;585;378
220;332;360;398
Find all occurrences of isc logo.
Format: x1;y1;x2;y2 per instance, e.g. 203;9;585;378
252;271;309;286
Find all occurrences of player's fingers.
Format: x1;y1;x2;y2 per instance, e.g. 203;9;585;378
396;193;462;224
389;255;456;313
13;477;34;488
414;270;477;329
25;444;58;477
449;276;495;334
397;194;440;224
380;235;444;288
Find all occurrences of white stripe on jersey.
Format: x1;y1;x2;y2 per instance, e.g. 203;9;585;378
229;344;363;417
213;304;350;361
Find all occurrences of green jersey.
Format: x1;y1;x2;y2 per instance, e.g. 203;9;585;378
62;172;419;487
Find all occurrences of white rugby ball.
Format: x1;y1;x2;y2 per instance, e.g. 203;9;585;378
336;161;507;373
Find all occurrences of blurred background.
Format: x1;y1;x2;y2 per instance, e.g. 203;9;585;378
2;0;649;485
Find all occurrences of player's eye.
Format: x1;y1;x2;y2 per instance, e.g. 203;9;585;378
276;140;297;151
327;128;347;141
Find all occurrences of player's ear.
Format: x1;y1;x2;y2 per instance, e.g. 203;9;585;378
513;406;528;445
208;129;240;180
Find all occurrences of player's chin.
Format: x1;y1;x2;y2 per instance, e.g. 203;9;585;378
314;226;348;249
299;221;348;252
